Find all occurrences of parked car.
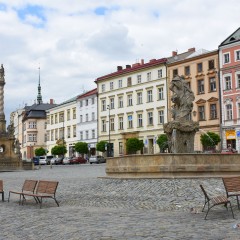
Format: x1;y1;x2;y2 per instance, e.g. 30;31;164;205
62;157;73;165
46;155;55;165
69;156;87;164
89;155;106;164
221;149;237;154
55;156;64;165
32;156;40;165
39;156;47;165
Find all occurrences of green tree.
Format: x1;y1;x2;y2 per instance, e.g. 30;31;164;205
74;142;88;156
156;134;168;153
96;140;108;153
200;131;221;150
35;147;46;156
51;145;67;156
126;138;144;154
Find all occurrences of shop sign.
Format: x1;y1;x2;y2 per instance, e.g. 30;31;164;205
225;130;236;140
237;131;240;138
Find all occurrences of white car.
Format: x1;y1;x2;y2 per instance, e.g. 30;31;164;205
89;155;106;164
62;157;72;165
39;156;47;165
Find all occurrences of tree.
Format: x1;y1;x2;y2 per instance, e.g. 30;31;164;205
156;134;169;153
74;142;88;156
96;140;107;153
200;131;221;150
126;138;144;154
35;147;46;156
51;145;67;156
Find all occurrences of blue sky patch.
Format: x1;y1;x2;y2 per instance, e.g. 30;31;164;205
95;6;108;15
15;4;46;28
0;3;7;11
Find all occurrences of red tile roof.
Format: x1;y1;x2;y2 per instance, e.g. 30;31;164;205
77;88;97;100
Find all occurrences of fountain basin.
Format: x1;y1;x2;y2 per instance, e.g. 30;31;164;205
106;154;240;178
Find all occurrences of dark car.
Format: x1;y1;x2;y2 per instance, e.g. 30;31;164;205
55;156;64;165
69;156;87;164
32;156;40;165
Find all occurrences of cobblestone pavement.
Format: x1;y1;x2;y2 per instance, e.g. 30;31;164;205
1;164;240;240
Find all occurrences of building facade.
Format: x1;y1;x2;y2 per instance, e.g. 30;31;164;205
167;49;220;151
76;88;98;156
219;27;240;152
95;58;168;157
46;96;78;157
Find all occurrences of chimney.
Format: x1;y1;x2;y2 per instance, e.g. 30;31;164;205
126;65;131;69
50;99;54;104
172;51;177;56
117;66;122;71
141;59;144;65
188;47;195;52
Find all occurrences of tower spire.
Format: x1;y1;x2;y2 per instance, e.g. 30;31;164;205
37;64;43;104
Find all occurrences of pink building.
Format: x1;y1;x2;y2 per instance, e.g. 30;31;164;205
219;27;240;151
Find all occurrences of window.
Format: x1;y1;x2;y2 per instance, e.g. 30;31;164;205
118;96;123;108
184;66;190;76
118;79;122;88
51;115;54;124
92;129;95;139
102;84;105;92
158;110;164;124
173;69;178;77
102;120;106;132
67;109;70;120
137;75;141;84
158;69;162;78
86;130;89;140
137;92;142;104
110;98;114;109
51;130;54;141
197;63;203;73
80;131;83;140
92;112;95;121
226;104;233;120
237;74;240;88
92;97;95;104
28;121;36;129
85;99;88;106
210;104;217;119
137;114;143;127
209;77;216;92
128;115;133;128
102;100;106;111
110;118;114;131
158;87;164;100
238;103;240;118
119;142;123;155
127;94;133;106
198;79;204;94
59;113;64;123
236;50;240;61
198;106;205;120
224;53;230;64
67;127;71;138
147;90;153;102
148;112;153;125
80;101;83;107
55;129;58;140
119;117;123;130
73;108;76;119
225;76;232;90
110;81;114;90
86;113;88;122
80;115;83;123
208;60;215;70
147;72;151;81
127;77;132;87
73;125;76;137
55;114;58;123
28;133;37;142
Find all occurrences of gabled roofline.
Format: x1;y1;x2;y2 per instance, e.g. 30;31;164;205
77;88;97;100
219;27;240;47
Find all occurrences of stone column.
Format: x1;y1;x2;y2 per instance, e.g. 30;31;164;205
0;64;6;133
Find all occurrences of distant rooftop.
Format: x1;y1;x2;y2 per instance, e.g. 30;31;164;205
186;49;210;58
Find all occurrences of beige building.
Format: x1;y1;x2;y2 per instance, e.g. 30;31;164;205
167;49;220;151
95;58;169;157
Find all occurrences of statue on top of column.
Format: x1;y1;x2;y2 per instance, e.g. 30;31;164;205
0;64;4;78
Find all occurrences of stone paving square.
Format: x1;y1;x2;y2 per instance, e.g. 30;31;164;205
0;164;240;240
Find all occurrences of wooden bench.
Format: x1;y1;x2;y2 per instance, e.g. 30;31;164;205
21;180;59;208
222;176;240;209
0;180;4;201
8;179;38;204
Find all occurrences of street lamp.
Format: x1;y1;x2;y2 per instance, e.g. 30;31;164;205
107;105;110;157
61;114;65;158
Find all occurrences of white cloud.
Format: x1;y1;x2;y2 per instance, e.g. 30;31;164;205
0;0;240;125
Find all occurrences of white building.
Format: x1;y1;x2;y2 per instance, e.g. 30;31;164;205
76;88;98;156
46;96;79;157
95;58;168;157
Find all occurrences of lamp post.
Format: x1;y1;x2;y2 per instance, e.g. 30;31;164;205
107;105;110;157
62;114;65;158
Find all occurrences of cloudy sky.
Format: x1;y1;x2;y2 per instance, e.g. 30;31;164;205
1;0;240;124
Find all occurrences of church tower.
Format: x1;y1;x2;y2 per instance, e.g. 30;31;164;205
0;64;6;133
37;66;43;104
